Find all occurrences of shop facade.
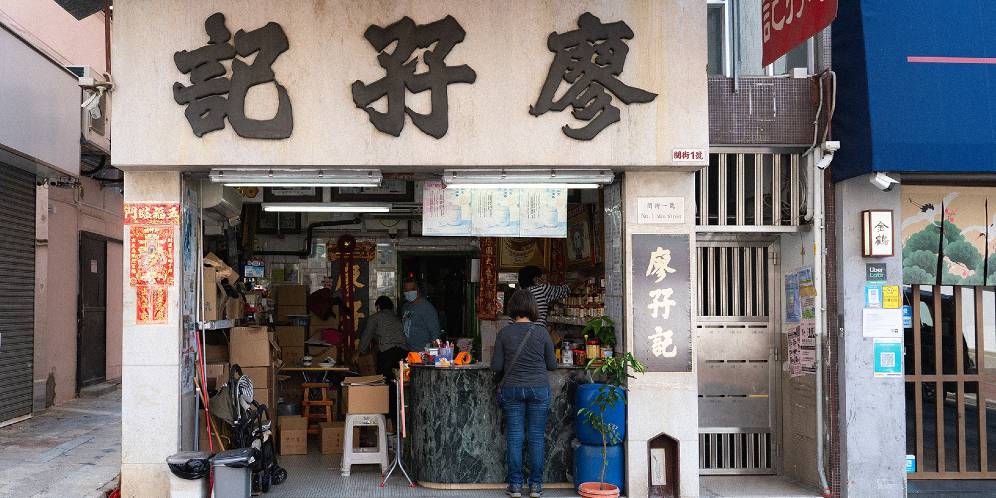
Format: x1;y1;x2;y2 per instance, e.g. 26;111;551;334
111;1;833;497
832;2;996;497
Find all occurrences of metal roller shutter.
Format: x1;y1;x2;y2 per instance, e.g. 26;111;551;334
0;164;35;424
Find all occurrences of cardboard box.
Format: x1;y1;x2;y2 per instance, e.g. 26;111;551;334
277;305;308;321
205;343;228;363
276;285;309;307
224;296;244;320
345;384;389;414
278;416;308;455
230;326;271;367
320;422;345;454
205;363;229;390
275;326;305;348
309;313;339;330
253;387;275;409
242;366;273;388
203;267;221;321
281;346;305;366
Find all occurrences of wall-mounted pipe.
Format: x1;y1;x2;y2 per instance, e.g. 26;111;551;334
253;218;362;257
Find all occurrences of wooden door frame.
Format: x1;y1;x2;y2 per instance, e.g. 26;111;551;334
76;231;115;392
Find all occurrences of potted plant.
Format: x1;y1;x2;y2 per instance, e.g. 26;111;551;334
582;316;616;356
576;352;646;498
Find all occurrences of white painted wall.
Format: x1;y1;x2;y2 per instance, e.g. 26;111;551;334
111;0;708;170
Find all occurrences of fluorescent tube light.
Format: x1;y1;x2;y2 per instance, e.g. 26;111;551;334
448;183;600;189
443;169;613;189
209;169;382;187
262;203;391;213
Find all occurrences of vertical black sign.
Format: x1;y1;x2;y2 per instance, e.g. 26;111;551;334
631;234;691;372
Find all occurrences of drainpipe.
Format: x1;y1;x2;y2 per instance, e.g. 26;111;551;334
813;148;834;497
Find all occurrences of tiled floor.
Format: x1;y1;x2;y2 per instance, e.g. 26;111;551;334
268;449;581;498
0;390;121;498
700;475;821;498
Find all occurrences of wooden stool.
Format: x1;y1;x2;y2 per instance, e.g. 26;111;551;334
301;382;334;434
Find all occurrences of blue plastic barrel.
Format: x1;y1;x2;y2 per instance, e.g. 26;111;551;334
575;383;625;445
574;442;624;492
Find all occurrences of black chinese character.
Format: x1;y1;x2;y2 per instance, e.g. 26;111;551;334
530;12;657;140
351;16;477;139
173;12;293;139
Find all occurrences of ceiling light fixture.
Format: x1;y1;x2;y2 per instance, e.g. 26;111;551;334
262;202;391;213
442;169;613;189
209;169;382;188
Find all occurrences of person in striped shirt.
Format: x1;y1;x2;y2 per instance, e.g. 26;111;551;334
518;266;570;326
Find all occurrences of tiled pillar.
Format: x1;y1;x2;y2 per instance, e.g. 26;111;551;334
623;171;699;498
120;171;182;497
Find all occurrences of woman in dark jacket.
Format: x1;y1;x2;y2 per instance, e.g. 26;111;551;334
492;290;557;498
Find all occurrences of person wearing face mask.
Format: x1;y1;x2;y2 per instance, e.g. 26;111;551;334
400;279;441;351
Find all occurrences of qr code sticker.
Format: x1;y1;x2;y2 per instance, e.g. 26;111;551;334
880;352;896;368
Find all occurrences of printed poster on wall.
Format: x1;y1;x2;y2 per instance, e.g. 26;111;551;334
784;273;800;323
421;182;567;237
631;234;692;372
472;189;520;236
126;202;180;325
520;189;568;237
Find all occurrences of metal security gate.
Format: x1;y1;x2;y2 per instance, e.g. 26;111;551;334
696;237;778;474
0;164;36;424
905;285;996;479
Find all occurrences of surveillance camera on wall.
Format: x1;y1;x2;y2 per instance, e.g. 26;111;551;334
869;172;899;191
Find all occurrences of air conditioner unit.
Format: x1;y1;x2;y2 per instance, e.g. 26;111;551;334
67;65;111;156
200;181;243;223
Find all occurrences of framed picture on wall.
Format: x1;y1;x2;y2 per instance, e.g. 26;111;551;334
498;238;550;270
567;204;594;265
330;180;414;202
263;187;323;203
256;209;302;234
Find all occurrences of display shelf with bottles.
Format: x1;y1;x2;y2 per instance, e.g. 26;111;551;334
548;278;605;326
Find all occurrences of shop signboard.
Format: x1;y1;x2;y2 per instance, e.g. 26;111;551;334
762;0;838;66
631;234;691;372
112;0;708;169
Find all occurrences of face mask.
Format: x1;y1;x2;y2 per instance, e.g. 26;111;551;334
404;291;418;302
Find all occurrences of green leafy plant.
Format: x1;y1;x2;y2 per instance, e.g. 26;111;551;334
577;352;646;490
582;316;616;349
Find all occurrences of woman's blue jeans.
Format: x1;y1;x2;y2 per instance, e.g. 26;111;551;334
501;386;552;487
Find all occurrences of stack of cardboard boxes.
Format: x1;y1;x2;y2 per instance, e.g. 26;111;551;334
203;254;245;321
229;326;280;410
275;285;308;321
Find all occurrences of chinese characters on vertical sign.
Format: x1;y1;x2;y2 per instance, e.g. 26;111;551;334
125;203;181;324
632;234;691;372
351;16;477;138
173;13;293;138
530;13;658;140
862;210;894;257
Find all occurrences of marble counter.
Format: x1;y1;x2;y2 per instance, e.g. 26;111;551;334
408;364;589;486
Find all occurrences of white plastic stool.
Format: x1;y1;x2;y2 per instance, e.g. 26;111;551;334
341;413;389;476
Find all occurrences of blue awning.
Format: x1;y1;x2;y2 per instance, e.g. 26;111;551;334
832;1;996;181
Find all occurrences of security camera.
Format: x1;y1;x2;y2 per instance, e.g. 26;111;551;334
82;87;106;119
869;172;899;191
822;141;840;153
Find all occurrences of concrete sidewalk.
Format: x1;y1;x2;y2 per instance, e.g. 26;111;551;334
0;389;121;498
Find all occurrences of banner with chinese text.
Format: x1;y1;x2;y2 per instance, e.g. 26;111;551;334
422;182;567;237
631;233;692;372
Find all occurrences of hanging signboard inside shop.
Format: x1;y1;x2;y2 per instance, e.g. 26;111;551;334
631;233;692;372
762;0;838;66
421;182;567;238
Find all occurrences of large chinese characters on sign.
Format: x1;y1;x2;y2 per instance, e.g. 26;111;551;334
632;234;691;372
762;0;837;67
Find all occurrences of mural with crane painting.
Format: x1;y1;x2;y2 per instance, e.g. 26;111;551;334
901;185;996;285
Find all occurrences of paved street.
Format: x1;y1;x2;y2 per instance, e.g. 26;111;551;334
0;389;121;498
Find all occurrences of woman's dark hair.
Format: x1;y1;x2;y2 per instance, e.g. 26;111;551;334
518;265;543;288
375;296;394;311
505;289;539;322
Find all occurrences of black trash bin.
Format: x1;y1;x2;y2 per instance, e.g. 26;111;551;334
212;448;257;498
166;451;211;497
